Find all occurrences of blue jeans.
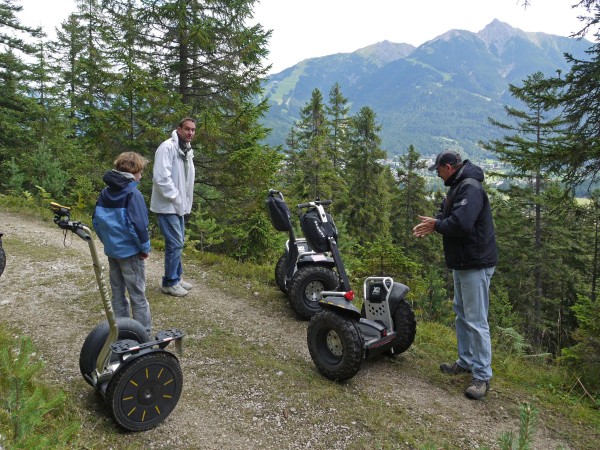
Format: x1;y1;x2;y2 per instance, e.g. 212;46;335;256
108;255;152;334
156;213;185;287
452;267;495;381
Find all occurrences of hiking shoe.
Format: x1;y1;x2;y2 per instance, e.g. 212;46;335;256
440;362;471;375
161;283;188;297
179;279;193;290
465;378;490;400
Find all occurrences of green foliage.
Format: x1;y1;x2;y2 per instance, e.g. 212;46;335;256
0;335;78;448
489;284;521;330
343;106;390;244
186;205;225;252
69;174;97;214
351;235;419;279
23;143;69;201
560;294;600;393
392;145;431;249
418;266;454;324
1;158;25;194
497;403;539;450
284;88;339;200
494;326;529;358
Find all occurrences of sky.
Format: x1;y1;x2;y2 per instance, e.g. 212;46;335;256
18;0;591;74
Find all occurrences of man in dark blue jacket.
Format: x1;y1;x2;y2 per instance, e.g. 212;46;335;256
413;150;497;400
93;152;152;334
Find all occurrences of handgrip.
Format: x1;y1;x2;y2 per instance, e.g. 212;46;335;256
297;199;333;209
74;228;91;241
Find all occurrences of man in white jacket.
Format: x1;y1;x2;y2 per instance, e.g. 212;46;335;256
151;118;196;297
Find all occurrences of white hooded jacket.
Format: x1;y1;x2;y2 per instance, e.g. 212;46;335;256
150;129;195;216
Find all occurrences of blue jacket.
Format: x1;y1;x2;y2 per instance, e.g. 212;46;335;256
93;170;151;259
434;160;497;270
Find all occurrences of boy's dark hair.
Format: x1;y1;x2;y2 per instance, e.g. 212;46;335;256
114;152;149;174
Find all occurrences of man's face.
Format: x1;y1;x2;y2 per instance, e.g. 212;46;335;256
177;121;196;143
436;163;453;182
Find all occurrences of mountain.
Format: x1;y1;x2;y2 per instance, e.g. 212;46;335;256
260;20;592;161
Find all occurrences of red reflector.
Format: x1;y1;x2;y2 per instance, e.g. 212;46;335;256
344;290;355;301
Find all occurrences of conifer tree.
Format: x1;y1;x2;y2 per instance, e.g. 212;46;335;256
97;0;185;158
344;106;390;244
285;88;336;200
0;0;43;151
392;145;431;250
132;0;276;259
325;83;350;205
485;71;570;345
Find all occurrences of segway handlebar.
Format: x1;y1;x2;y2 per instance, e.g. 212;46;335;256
268;189;285;201
297;199;333;209
50;202;92;241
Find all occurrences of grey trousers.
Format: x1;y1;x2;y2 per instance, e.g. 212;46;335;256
108;255;152;334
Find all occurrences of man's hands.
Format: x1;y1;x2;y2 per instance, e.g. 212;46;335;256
413;215;437;238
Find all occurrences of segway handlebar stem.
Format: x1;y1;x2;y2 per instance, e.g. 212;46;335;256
49;202;119;375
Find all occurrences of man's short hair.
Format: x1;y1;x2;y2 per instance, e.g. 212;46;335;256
178;117;196;128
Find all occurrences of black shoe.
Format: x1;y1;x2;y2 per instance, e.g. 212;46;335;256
440;362;470;375
464;378;490;400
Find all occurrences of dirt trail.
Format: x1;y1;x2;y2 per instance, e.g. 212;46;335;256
0;210;579;449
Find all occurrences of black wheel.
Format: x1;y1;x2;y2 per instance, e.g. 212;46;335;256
390;299;417;354
79;318;150;386
288;265;339;320
307;310;365;382
0;242;5;277
274;253;288;294
106;351;183;431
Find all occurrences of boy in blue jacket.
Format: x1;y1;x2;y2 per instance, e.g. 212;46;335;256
93;152;152;334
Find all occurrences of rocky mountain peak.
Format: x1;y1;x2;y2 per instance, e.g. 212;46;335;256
477;19;527;54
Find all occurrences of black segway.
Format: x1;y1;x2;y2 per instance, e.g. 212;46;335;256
300;200;417;382
266;190;339;320
50;202;184;431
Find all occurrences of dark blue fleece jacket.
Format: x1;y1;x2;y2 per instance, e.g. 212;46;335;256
93;170;150;259
434;160;498;270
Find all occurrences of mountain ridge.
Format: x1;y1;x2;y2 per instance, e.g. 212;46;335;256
261;19;592;160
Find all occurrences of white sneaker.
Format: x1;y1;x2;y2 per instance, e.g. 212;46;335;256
179;279;193;290
161;283;188;297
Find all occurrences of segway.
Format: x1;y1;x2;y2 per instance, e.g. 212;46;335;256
50;202;184;431
266;190;339;320
0;232;5;276
300;200;417;382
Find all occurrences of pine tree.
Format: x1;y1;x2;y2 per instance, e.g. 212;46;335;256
132;0;276;259
285;88;336;201
344;106;390;245
98;0;185;158
393;145;430;249
485;71;570;346
325;83;350;204
537;37;600;185
0;0;43;151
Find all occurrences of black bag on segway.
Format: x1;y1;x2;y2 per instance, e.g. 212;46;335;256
266;193;293;232
299;207;338;253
